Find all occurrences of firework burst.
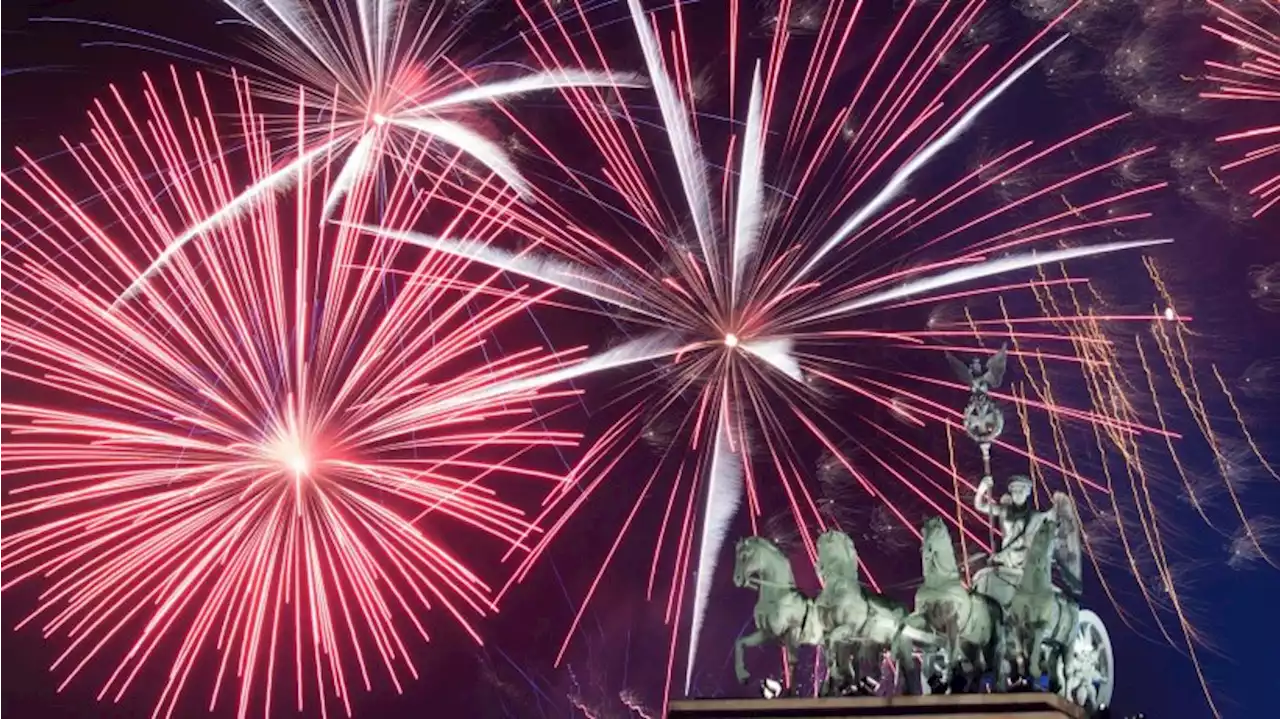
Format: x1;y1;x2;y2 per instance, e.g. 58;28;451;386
357;0;1185;698
115;0;643;302
1;71;589;719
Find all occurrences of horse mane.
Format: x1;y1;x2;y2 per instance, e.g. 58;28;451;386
743;536;796;587
818;530;860;585
921;518;960;584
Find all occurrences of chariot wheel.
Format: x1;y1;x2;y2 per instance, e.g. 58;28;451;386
1057;609;1114;712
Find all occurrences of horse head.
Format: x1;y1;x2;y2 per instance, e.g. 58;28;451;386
734;536;789;590
816;530;859;584
921;517;960;583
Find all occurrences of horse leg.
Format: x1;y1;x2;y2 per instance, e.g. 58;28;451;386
973;633;992;694
948;631;963;690
735;630;767;685
820;629;837;696
1005;626;1025;688
832;649;848;697
951;643;968;694
1045;643;1064;694
846;643;863;695
894;631;920;696
992;613;1009;692
1017;628;1033;685
824;626;853;697
962;639;983;690
820;640;838;697
1029;626;1049;684
835;640;856;696
973;637;991;693
856;643;876;694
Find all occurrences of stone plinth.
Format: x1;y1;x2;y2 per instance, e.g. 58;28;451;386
667;694;1086;719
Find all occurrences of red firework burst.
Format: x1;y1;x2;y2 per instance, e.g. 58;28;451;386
1;71;585;718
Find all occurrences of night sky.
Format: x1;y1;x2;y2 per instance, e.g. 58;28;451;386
4;1;1280;718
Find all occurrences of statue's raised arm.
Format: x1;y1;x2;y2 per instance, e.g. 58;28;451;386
976;475;1038;573
974;475;1002;517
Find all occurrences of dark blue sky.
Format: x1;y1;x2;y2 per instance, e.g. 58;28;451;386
3;2;1279;718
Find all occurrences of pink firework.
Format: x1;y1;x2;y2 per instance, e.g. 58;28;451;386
1;71;586;718
364;0;1188;700
1202;0;1280;216
114;0;642;302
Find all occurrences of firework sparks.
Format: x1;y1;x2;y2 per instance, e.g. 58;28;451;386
1005;256;1280;717
1201;0;1280;217
113;0;644;303
1228;517;1280;570
1;72;589;719
348;0;1192;698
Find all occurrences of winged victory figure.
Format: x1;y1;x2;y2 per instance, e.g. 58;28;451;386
946;343;1009;395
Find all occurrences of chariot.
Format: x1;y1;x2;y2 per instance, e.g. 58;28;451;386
731;512;1114;713
731;346;1115;715
910;503;1115;713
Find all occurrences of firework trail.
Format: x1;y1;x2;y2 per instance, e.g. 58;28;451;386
1007;255;1280;716
1;71;593;719
350;0;1198;699
113;0;644;303
1201;0;1280;216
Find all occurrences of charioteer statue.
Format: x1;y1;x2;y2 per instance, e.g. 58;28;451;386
727;343;1113;714
972;474;1083;608
950;345;1007;396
